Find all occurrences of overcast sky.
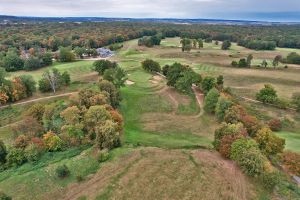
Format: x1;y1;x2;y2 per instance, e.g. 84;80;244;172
1;0;300;22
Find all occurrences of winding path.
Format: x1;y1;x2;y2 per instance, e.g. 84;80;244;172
0;92;78;110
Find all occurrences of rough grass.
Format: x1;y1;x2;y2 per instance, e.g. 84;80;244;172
61;148;262;200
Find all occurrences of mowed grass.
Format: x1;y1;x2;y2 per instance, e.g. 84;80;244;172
8;60;94;82
275;131;300;153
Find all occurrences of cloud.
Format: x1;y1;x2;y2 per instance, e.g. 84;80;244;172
0;0;300;21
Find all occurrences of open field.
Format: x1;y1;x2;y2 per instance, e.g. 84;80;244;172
275;131;300;153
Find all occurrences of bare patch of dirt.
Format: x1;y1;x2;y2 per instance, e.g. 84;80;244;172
125;80;135;85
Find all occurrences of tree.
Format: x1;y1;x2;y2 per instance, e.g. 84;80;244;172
93;60;117;75
197;39;203;48
24;56;41;71
261;60;268;68
61;71;71;86
201;76;216;95
42;131;64;151
238;58;248;68
58;47;75;62
215;96;234;121
84;105;112;137
141;59;161;73
25;104;45;123
2;52;24;72
246;54;253;67
292;92;300;112
41;52;53;66
103;67;127;88
216;75;224;87
19;75;36;97
175;69;201;94
11;77;27;101
255;127;285;156
98;79;121;108
256;84;278;104
6;147;27;167
214;122;247;151
272;55;282;68
77;89;108;108
74;47;86;58
95;120;120;150
166;63;187;87
0;140;7;164
41;68;61;93
204;88;220;113
221;40;231;50
180;38;192;52
193;40;197;48
0;67;7;85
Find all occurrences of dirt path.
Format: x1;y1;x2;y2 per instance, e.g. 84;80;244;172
0;92;78;110
192;84;205;118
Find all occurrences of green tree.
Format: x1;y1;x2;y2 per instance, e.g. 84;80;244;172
141;59;161;73
261;60;268;68
204;88;220;113
292;92;300;112
256;84;278;104
41;52;53;66
197;39;203;48
99;79;121;108
221;40;231;50
166;63;187;87
59;47;75;62
0;67;7;85
0;140;7;164
175;69;201;94
24;56;41;71
216;75;224;87
180;38;192;52
201;76;216;95
103;67;127;88
238;58;248;67
3;52;24;72
215;96;234;121
93;60;117;75
19;75;36;97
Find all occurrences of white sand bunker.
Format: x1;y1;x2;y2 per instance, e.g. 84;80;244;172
125;80;135;85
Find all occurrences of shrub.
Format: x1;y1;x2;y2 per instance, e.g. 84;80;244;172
43;131;64;152
6;147;27;167
256;84;278;104
214;122;247;151
219;134;244;158
221;40;231;50
224;105;246;124
98;79;121;108
93;60;117;75
97;149;110;162
215;96;233;121
268;118;282;131
240;114;262;137
234;146;265;176
0;192;12;200
231;60;238;67
141;59;161;73
203;88;220;113
292;92;300;112
14;134;30;149
25;103;45;122
260;171;281;191
255;127;285;156
0;140;7;164
59;47;75;62
230;138;259;161
281;151;300;176
24;56;41;71
56;164;70;178
25;143;43;162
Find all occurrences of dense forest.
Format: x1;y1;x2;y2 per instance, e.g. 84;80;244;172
1;22;300;52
